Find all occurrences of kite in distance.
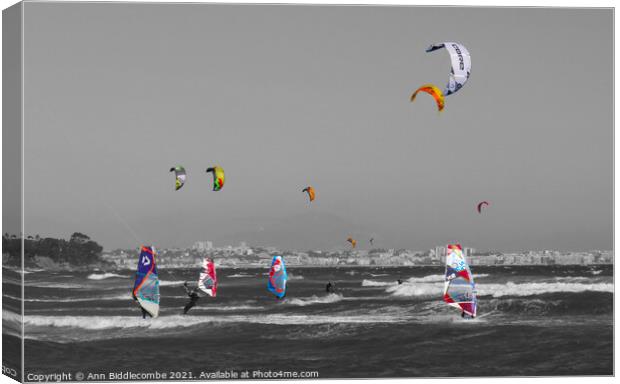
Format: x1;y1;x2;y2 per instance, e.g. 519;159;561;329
347;237;357;249
302;186;316;202
410;84;445;112
477;201;489;214
425;42;471;97
206;166;225;191
169;166;186;191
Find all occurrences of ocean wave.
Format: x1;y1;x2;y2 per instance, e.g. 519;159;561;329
24;282;87;289
3;266;44;274
485;291;613;316
285;294;343;306
387;282;443;297
23;313;405;332
385;280;613;299
4;293;133;303
227;274;253;278
190;305;265;312
405;274;489;283
87;273;128;280
406;274;444;283
480;282;613;298
159;280;187;287
361;279;396;287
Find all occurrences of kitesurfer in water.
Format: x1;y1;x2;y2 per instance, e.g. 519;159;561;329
183;282;200;314
326;281;334;293
397;278;403;285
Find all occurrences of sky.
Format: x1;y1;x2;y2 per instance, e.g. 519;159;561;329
20;3;612;252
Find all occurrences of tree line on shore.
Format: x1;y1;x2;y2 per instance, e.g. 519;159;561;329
2;232;103;266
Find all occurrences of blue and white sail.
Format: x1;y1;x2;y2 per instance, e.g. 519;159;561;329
132;245;160;317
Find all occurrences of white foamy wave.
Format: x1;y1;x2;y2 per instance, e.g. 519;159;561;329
3;310;22;324
386;278;612;298
159;280;187;287
590;270;603;275
405;274;489;284
87;273;128;280
406;274;444;283
288;274;304;280
362;279;396;287
387;282;443;297
24;312;406;332
227;274;253;278
24;282;87;289
285;294;343;306
479;282;613;297
4;293;132;303
368;273;389;277
3;266;44;274
190;305;264;312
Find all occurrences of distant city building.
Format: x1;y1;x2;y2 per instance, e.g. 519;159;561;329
192;241;213;251
434;246;447;261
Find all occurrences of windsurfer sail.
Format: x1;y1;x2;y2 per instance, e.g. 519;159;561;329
198;257;217;297
443;244;477;318
267;255;288;299
132;246;160;318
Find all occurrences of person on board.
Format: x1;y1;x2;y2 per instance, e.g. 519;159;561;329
397;278;403;285
461;310;475;319
132;292;151;319
183;282;201;314
326;281;334;293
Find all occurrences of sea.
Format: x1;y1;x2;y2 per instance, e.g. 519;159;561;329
2;264;613;379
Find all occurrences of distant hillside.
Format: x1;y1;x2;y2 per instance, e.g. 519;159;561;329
3;232;105;267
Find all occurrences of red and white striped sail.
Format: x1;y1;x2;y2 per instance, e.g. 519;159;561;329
197;257;217;297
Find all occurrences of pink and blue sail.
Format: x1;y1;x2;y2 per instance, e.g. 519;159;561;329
132;245;160;317
267;255;288;299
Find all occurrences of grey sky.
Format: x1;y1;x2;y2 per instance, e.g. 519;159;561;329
22;3;612;252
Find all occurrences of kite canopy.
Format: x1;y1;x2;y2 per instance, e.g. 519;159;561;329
302;186;316;202
169;166;186;191
347;237;357;249
267;256;288;299
443;244;477;317
426;42;471;96
206;166;225;191
132;246;160;318
477;201;489;213
197;257;217;297
410;84;445;112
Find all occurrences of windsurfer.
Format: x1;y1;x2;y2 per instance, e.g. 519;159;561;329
183;282;200;314
132;292;152;319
